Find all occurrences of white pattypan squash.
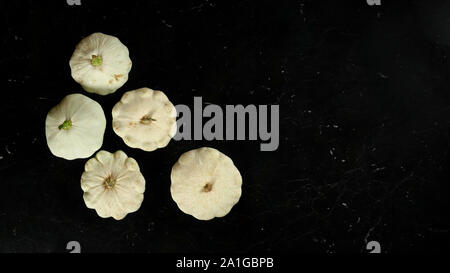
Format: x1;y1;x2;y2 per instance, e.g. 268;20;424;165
81;150;146;220
69;32;132;95
170;147;242;220
45;93;106;160
112;87;177;152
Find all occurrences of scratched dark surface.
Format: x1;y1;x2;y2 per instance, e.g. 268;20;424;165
0;0;449;253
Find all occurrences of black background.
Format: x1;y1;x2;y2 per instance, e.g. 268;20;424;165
0;0;449;253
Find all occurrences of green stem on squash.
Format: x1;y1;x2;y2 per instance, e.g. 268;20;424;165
58;120;72;130
91;55;103;67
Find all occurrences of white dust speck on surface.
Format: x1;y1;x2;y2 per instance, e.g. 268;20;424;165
373;167;387;173
161;19;173;28
5;145;12;155
378;72;389;79
329;148;335;156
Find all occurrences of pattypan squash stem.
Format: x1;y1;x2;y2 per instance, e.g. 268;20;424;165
202;183;213;193
58;120;72;130
140;115;157;125
104;176;116;189
91;55;103;67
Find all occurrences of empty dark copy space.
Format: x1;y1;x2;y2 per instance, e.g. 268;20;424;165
0;0;449;253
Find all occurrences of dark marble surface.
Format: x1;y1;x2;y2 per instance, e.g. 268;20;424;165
0;0;449;253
